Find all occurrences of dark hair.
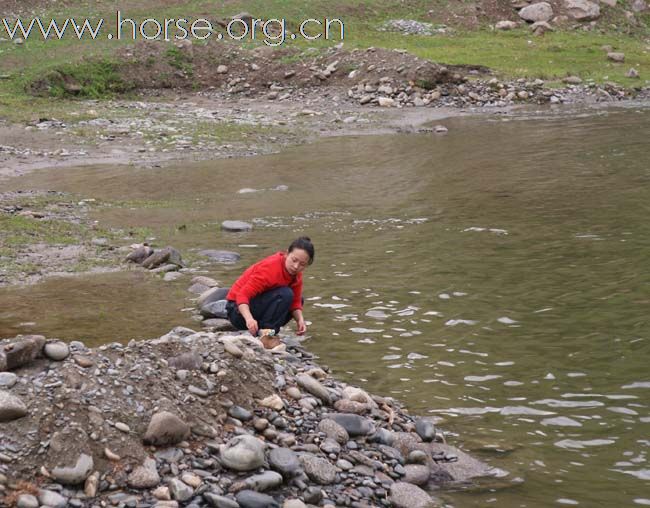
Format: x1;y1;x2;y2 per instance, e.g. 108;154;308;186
288;236;315;265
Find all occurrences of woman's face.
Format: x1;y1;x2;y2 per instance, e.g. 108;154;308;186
285;248;311;275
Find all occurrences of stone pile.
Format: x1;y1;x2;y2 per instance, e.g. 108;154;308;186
125;245;185;274
347;75;638;109
0;328;496;507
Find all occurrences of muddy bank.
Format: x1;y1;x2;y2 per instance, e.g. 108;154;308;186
0;328;498;508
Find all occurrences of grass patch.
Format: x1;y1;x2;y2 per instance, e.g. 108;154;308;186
165;46;194;76
0;215;86;247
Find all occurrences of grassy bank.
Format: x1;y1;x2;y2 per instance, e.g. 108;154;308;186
0;0;648;122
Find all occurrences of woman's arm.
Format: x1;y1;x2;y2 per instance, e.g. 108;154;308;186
292;308;306;335
238;303;259;336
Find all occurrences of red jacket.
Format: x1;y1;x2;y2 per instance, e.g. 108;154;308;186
227;252;303;311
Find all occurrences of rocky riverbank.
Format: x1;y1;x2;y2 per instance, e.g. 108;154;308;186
0;327;497;508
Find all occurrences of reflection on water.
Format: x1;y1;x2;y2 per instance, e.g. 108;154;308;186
2;105;650;507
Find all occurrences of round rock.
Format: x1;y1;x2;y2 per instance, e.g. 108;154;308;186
268;447;302;478
0;372;17;389
128;458;160;489
219;435;266;471
221;220;253;232
318;419;349;444
300;454;337;485
403;464;431;486
44;341;70;361
415;418;436;442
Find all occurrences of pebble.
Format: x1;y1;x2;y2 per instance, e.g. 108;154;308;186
16;494;39;508
115;421;130;432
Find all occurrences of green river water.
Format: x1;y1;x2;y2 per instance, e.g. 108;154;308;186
1;105;649;507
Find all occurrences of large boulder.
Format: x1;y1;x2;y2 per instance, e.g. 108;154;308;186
142;247;184;269
518;2;553;22
0;335;46;371
219;435;266;471
565;0;600;20
390;482;439;508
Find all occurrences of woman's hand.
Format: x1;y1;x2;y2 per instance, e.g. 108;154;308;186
296;317;307;335
246;317;259;336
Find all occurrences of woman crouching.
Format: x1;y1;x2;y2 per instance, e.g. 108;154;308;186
226;236;314;340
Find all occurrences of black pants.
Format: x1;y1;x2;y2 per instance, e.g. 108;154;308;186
227;286;294;334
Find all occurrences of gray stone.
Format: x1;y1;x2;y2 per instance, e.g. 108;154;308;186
164;271;184;282
0;390;27;421
318;419;349;444
323;413;375;436
300;454;337;485
268;447;302;477
128;458;160;489
407;450;428;464
51;453;93;485
608;52;625;62
219;435;266;471
44;341;70;361
228;405;253;421
0;372;17;389
296;374;331;404
143;411;191;446
126;245;153;264
495;20;517;30
0;335;46;371
197;287;230;308
191;275;219;287
38;490;67;508
202;318;235;331
415;419;437;442
244;470;284;491
390;482;438;508
236;490;280;508
320;438;341;455
403;465;431;486
204;493;239;508
369;427;394;446
221;221;253;232
150;263;180;274
189;283;210;294
565;0;600;20
199;250;241;263
201;300;229;319
518;2;553;22
16;494;39;508
155;448;184;463
168;478;194;502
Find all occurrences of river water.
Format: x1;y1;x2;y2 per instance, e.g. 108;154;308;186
1;105;649;507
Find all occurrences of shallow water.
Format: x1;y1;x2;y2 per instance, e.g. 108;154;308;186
2;105;650;507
